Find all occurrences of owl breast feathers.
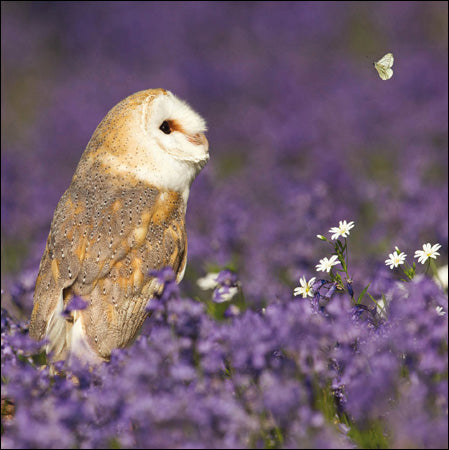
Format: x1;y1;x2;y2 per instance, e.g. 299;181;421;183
29;89;209;363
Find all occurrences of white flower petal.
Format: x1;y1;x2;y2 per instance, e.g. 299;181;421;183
197;272;220;290
414;243;441;264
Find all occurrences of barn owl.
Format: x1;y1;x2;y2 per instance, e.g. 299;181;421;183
29;89;209;364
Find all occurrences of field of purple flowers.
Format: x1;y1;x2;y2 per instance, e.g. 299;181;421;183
2;2;448;448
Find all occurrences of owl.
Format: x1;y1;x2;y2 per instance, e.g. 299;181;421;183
29;89;209;364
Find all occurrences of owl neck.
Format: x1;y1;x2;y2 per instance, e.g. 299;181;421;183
74;155;196;210
89;152;197;208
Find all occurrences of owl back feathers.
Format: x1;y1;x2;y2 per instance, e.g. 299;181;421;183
30;169;187;361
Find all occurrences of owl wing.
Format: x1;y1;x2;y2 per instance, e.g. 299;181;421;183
30;186;87;343
30;178;187;360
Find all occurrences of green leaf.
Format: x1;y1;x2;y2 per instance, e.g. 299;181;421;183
357;283;370;304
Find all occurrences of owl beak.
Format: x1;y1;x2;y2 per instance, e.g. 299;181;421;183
188;133;208;150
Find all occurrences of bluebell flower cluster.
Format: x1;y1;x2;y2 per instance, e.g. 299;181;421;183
2;273;447;448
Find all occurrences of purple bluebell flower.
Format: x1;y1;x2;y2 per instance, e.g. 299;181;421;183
61;296;88;319
146;267;180;314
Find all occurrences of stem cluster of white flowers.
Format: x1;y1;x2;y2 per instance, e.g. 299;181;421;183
294;221;446;308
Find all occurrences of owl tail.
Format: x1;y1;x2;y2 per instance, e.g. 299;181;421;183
45;290;70;362
45;290;104;365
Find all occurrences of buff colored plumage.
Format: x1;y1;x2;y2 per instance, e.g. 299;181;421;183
30;89;209;363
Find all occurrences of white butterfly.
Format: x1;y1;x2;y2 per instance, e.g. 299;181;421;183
374;52;394;80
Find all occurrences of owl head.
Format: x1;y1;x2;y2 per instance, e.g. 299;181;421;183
85;89;209;201
146;89;208;166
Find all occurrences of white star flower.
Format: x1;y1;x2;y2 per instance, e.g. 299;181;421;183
197;272;219;290
293;276;316;298
385;251;407;269
414;243;441;264
214;286;238;303
316;255;340;272
329;220;355;240
435;306;446;317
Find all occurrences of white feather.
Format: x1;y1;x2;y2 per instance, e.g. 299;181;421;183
102;90;209;205
149;91;207;135
68;315;104;364
44;290;102;364
45;290;67;360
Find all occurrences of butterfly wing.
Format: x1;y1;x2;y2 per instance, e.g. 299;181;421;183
377;53;394;68
374;64;394;80
374;53;394;80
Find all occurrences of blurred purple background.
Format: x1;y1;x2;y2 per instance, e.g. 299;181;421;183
2;2;448;315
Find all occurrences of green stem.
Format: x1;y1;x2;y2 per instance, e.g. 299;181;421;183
345;238;349;277
429;259;444;288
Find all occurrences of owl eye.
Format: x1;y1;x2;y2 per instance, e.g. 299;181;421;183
159;121;171;134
